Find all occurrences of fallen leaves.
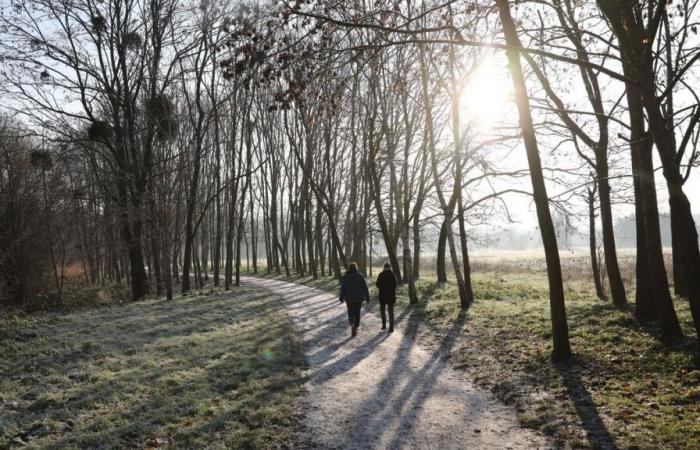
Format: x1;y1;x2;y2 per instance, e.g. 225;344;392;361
144;436;168;448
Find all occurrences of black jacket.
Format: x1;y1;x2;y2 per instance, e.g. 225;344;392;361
376;269;398;304
339;270;370;304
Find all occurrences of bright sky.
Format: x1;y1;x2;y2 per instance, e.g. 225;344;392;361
457;53;700;237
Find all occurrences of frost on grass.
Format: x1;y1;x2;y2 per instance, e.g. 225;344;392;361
0;287;305;449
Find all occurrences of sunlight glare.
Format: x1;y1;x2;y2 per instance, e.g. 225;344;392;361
459;55;512;129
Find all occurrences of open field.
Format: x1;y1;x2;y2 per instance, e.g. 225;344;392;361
255;252;699;450
0;286;305;449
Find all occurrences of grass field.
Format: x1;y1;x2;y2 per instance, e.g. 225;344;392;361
255;253;699;450
0;286;305;449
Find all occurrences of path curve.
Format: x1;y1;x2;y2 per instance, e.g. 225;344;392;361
243;276;550;450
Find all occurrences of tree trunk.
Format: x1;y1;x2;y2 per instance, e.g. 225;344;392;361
181;158;200;293
628;103;655;320
598;0;691;345
588;186;606;300
595;157;627;307
224;185;237;290
437;218;448;283
119;189;149;301
497;0;571;359
413;211;421;280
671;221;688;298
367;156;403;282
456;193;474;306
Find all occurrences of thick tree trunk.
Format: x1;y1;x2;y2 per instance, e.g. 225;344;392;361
598;0;693;346
629;117;655;320
118;183;149;301
625;65;672;325
497;0;571;359
636;73;693;342
128;221;149;301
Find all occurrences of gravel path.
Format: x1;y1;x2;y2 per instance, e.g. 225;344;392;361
243;277;550;450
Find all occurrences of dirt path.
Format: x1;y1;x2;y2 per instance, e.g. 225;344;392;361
243;277;550;450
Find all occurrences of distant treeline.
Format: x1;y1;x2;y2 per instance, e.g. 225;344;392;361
480;215;700;252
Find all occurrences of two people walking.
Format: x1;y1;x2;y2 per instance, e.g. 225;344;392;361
339;262;398;337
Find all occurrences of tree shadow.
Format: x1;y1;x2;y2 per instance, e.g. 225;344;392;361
300;299;391;369
342;304;469;447
554;359;619;450
311;331;390;384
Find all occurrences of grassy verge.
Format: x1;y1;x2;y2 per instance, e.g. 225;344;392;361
1;277;132;316
251;269;699;450
0;285;305;449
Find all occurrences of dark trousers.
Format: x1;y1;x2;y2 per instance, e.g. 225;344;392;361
346;302;362;328
380;302;395;328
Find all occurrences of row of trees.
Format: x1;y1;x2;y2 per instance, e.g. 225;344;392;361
1;0;699;358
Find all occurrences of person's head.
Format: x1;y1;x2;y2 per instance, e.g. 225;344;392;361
383;262;391;270
348;262;358;273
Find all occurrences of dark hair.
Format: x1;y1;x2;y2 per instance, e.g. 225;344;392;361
383;262;391;270
348;262;358;272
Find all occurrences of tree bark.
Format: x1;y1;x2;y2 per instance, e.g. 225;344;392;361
588;185;606;300
596;1;693;342
437;218;448;283
497;0;571;359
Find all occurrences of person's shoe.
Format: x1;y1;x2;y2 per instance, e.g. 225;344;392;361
388;326;394;333
351;326;357;337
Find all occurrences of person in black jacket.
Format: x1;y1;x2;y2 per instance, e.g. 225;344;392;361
339;262;370;337
375;262;397;332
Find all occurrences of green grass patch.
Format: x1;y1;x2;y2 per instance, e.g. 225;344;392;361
424;274;699;450
0;286;305;449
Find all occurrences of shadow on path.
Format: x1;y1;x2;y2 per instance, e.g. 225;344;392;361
345;303;468;448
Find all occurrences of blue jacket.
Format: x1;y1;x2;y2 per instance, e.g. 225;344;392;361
339;270;370;304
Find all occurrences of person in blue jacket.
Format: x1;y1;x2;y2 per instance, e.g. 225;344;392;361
339;262;370;337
